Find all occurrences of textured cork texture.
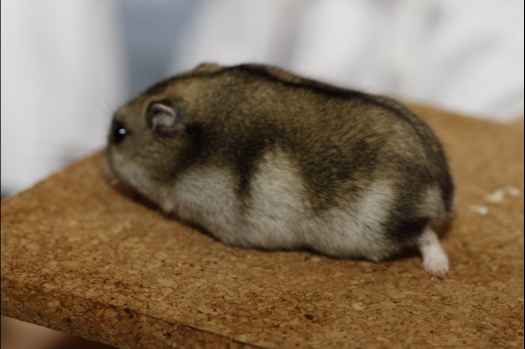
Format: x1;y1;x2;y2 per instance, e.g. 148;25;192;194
1;105;523;349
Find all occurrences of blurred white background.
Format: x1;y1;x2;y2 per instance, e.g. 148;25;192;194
1;0;524;200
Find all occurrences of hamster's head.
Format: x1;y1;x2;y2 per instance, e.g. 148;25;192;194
105;91;194;208
105;63;229;210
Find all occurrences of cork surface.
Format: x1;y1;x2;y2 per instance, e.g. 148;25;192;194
1;105;523;348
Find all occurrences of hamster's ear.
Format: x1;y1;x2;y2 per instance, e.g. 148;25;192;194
148;102;184;136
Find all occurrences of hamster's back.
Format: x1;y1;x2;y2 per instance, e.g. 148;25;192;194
164;64;453;215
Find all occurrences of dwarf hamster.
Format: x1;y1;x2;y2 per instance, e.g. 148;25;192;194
105;63;454;278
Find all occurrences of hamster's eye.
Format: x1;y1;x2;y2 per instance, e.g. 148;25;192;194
112;121;128;144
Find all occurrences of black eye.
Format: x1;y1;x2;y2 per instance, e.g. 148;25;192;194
112;121;128;144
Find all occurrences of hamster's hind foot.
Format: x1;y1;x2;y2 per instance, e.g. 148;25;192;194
417;228;449;278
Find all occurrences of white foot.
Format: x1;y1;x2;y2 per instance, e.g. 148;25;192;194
417;228;449;278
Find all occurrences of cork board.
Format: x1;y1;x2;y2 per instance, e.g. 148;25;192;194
1;104;523;348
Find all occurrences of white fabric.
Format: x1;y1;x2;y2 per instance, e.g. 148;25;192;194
171;0;524;122
1;0;126;194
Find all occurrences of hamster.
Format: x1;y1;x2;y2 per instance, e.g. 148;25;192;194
105;63;454;278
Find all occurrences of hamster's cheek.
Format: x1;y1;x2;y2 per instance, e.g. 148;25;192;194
106;148;152;193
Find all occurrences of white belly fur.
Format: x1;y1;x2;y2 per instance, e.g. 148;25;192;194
170;149;398;262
